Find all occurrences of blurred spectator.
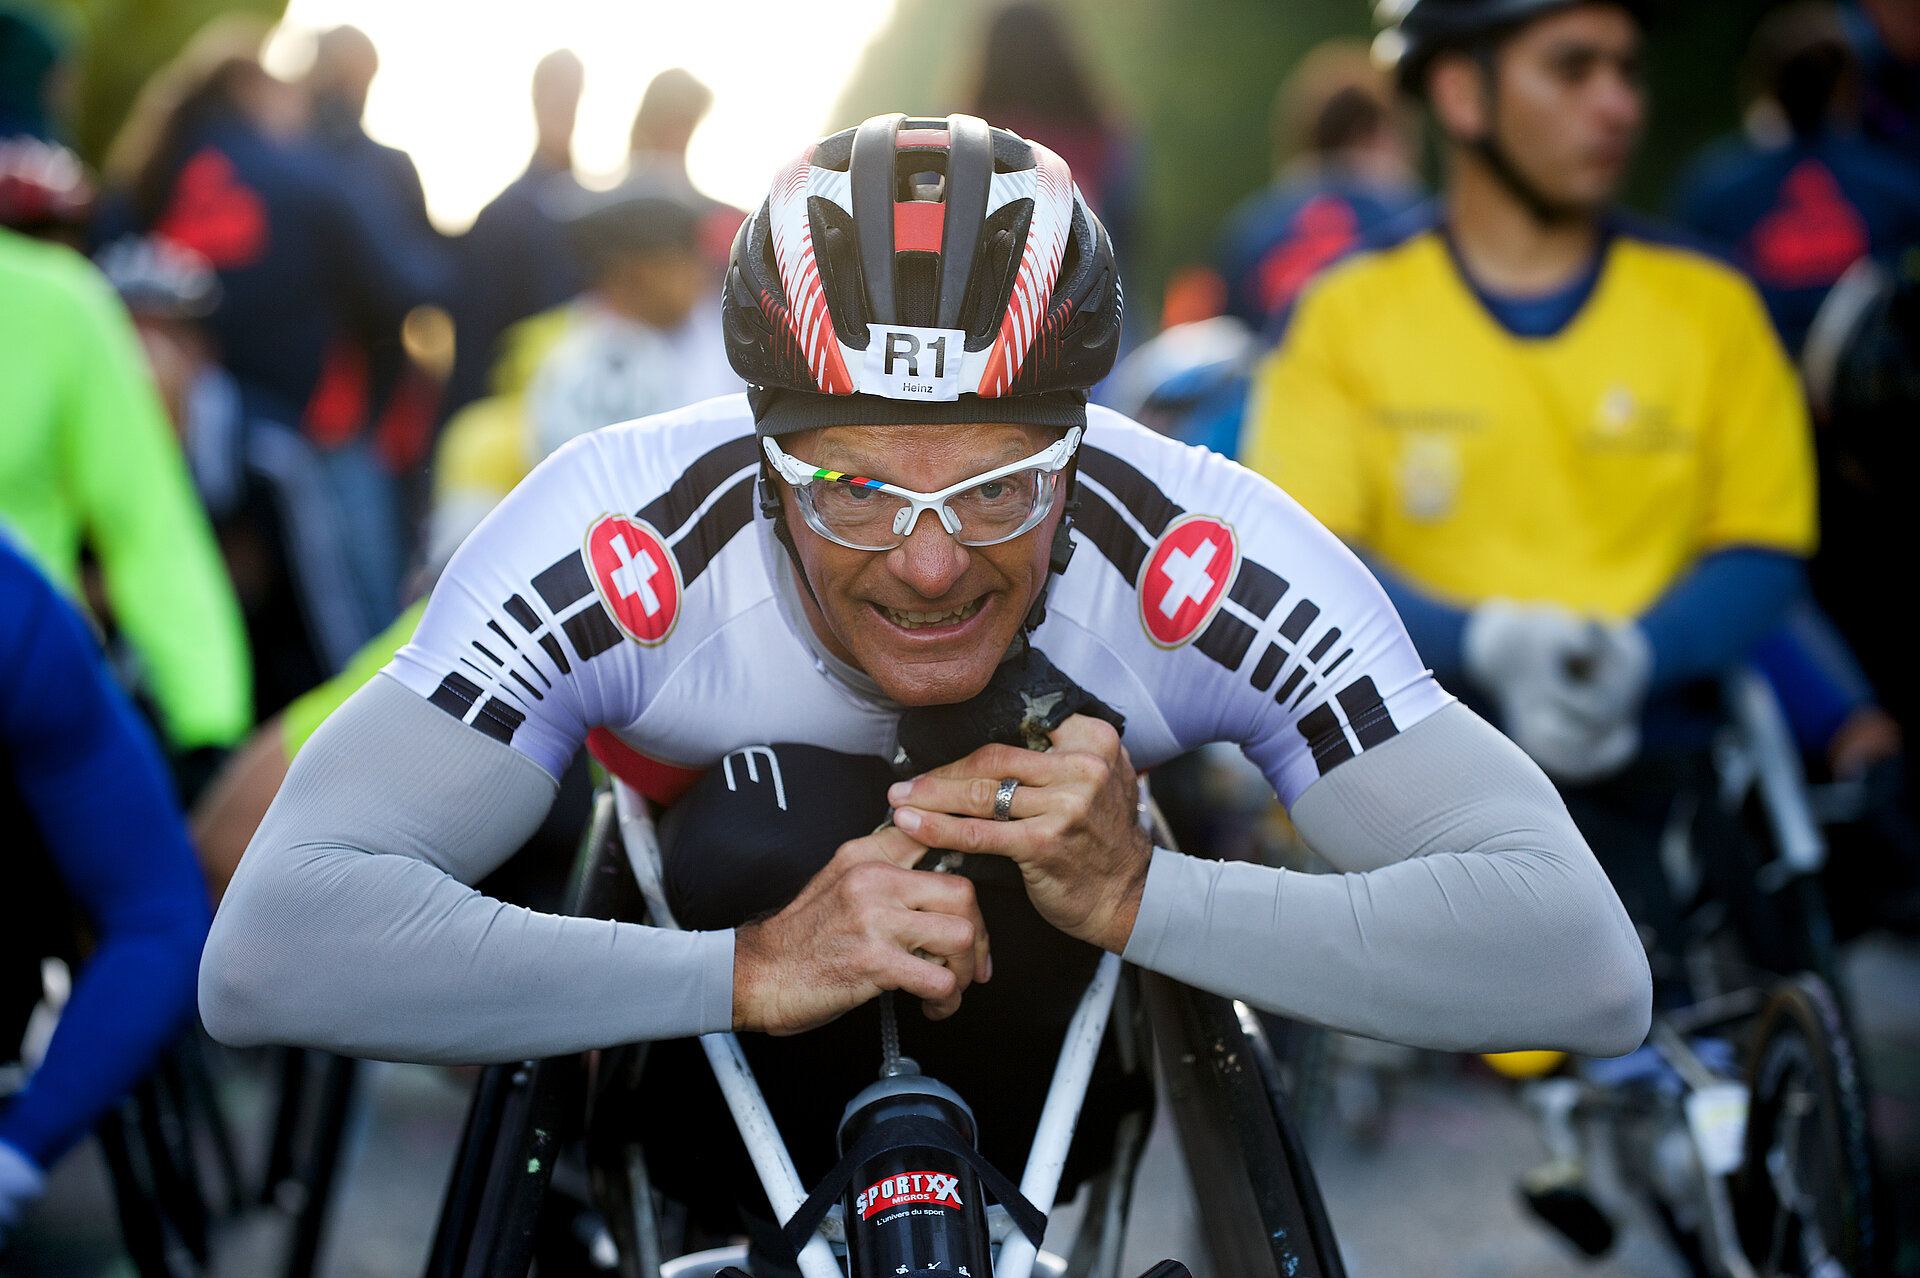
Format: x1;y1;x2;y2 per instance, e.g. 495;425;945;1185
1672;2;1920;354
443;48;585;420
1243;0;1817;955
0;3;65;142
0;136;90;248
0;224;252;758
1216;39;1422;328
969;2;1137;269
526;180;741;461
97;234;368;712
0;540;211;1251
96;17;449;638
304;24;451;484
626;66;746;269
1843;0;1920;172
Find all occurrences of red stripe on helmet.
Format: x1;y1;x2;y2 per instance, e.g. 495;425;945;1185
895;129;950;148
893;202;944;254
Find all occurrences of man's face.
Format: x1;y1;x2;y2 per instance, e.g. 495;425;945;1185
1439;4;1645;213
776;420;1066;707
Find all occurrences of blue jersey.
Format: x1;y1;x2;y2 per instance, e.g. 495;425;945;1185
1671;130;1920;351
0;540;210;1168
1215;171;1421;328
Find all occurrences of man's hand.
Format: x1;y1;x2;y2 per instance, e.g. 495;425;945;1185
732;825;990;1036
886;714;1152;954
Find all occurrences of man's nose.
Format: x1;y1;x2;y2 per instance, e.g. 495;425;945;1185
886;510;971;597
1593;63;1643;132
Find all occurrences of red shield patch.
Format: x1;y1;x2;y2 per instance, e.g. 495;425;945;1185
1138;514;1237;647
585;514;680;646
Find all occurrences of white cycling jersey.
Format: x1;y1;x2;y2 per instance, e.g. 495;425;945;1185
387;394;1452;806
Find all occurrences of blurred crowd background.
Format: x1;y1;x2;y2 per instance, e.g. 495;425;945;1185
8;0;1920;1273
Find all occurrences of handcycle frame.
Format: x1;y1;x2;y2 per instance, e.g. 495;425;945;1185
1520;665;1880;1278
423;774;1347;1278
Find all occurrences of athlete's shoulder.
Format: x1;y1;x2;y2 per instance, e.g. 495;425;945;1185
1608;210;1744;281
1063;408;1451;803
1266;201;1444;342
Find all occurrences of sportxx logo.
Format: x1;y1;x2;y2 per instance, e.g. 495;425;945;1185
856;1170;963;1220
585;514;681;646
1138;513;1238;648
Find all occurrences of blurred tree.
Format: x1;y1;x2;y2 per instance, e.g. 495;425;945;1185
832;0;1794;327
34;0;286;163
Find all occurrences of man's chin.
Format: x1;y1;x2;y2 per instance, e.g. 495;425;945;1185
865;651;1005;707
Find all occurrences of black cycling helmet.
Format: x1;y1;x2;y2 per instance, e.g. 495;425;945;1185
1376;0;1652;95
723;112;1124;436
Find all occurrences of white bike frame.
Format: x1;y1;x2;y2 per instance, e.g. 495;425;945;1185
611;778;1127;1278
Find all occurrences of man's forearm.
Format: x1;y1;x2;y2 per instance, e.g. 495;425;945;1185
1124;704;1650;1056
199;676;735;1063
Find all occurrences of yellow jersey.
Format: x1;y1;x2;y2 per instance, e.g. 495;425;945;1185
1241;214;1816;620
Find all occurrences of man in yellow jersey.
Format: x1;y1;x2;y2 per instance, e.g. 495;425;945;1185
1242;0;1816;963
1245;0;1813;780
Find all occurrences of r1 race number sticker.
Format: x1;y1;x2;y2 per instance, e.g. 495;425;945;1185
861;325;966;401
856;1170;964;1219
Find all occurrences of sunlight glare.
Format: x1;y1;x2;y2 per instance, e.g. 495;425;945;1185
267;0;898;231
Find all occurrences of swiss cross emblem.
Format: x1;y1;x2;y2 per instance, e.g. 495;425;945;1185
1138;514;1237;648
585;514;680;645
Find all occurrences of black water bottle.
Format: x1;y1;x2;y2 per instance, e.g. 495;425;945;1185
838;1074;993;1278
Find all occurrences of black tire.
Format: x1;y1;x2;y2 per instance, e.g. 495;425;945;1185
1734;974;1879;1277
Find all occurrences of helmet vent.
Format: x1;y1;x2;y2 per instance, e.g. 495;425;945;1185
963;199;1031;351
895;252;940;328
808;195;870;347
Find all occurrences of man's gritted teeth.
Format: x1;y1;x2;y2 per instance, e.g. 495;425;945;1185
876;596;985;630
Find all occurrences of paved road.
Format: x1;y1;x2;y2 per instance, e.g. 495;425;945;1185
6;935;1917;1277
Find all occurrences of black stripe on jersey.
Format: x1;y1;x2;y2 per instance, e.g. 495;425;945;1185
670;477;755;586
1278;600;1319;643
1228;560;1287;620
1337;676;1399;749
510;670;545;701
428;672;482;720
1298;703;1356;774
1306;627;1342;663
473;696;527;745
504;594;541;633
537;632;572;675
1196;611;1256;671
1322;648;1354;680
638;435;759;536
563;603;624;662
472;641;503;666
1074;491;1148;584
1079;447;1180;538
487;620;518;649
1274;665;1307;703
533;553;593;612
1250;643;1287;691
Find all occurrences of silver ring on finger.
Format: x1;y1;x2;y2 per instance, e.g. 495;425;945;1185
993;777;1019;822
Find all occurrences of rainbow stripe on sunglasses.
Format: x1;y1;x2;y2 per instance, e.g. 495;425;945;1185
812;470;890;490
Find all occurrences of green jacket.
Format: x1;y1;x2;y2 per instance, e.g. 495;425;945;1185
0;230;251;749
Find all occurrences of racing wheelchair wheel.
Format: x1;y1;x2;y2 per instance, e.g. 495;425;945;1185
1734;974;1879;1278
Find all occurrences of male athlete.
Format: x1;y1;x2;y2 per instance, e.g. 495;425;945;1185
1242;0;1814;952
201;115;1647;1124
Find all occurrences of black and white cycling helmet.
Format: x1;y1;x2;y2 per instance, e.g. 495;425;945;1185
723;112;1124;436
1374;0;1652;93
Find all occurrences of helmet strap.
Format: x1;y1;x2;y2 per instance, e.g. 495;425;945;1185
1021;459;1081;634
1465;45;1588;229
759;462;829;617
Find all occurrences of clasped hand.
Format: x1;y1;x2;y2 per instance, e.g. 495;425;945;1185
888;713;1153;954
730;715;1150;1036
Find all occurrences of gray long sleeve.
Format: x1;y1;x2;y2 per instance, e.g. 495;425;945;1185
199;675;735;1064
1124;703;1651;1057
